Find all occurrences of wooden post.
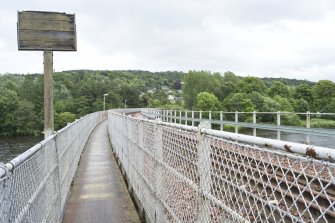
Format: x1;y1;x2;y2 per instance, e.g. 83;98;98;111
44;50;54;138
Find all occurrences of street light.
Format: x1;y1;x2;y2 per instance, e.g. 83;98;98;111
103;94;108;111
124;99;127;109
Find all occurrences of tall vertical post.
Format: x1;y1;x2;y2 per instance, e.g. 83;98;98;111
235;111;238;134
44;50;53;138
306;111;311;128
253;111;257;137
306;111;311;144
192;111;194;127
220;111;223;131
209;111;212;129
277;111;281;140
179;110;182;124
174;110;177;123
197;121;211;222
185;110;188;125
154;118;164;221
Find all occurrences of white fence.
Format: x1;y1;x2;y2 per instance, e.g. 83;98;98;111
108;110;335;223
0;112;105;223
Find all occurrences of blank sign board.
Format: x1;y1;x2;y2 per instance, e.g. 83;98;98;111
17;11;77;51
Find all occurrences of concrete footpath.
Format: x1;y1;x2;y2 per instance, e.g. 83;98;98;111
62;121;140;223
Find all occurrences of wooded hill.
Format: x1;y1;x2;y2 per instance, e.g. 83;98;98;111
0;70;334;136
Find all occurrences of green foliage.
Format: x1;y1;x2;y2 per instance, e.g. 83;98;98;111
223;93;256;112
268;81;290;98
0;88;19;135
237;76;265;94
281;114;303;126
196;92;220;111
160;103;183;110
182;71;221;109
55;112;76;130
311;118;335;128
1;69;334;136
314;80;335;112
14;100;39;135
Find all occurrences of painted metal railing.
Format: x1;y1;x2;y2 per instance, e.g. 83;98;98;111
155;110;335;135
109;109;335;222
0;112;105;223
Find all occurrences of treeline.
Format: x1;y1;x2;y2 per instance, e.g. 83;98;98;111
0;70;334;136
183;71;335;126
0;70;183;136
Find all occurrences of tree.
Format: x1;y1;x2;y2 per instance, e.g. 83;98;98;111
293;83;314;110
0;88;19;135
237;76;266;94
195;92;220;111
268;81;290;98
223;93;256;112
313;80;335;112
14;100;39;135
182;71;220;109
273;96;294;112
55;112;76;130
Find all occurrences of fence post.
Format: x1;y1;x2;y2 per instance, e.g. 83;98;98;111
174;110;177;123
253;111;257;137
277;111;281;140
154;118;164;222
192;111;195;127
306;111;311;144
209;111;212;129
0;163;11;223
235;111;238;134
220;111;223;131
306;111;311;128
179;110;182;124
185;110;188;125
197;121;211;222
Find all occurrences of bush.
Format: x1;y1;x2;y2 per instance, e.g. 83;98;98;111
311;118;335;128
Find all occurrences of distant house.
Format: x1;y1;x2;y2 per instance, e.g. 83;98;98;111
167;95;175;103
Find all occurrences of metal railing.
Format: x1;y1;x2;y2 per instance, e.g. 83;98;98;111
108;110;335;222
0;111;105;223
154;110;335;135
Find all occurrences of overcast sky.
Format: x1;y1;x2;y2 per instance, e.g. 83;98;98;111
1;0;335;82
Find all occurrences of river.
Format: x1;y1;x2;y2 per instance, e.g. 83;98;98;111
0;135;43;163
0;128;334;163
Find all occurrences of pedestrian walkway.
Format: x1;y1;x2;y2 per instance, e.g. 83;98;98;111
62;121;140;223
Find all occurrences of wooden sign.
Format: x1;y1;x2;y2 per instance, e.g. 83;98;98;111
17;11;77;51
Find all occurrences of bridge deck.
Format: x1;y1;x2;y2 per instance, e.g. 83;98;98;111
62;121;140;223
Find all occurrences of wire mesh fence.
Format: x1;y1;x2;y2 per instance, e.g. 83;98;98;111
0;111;105;223
108;110;335;223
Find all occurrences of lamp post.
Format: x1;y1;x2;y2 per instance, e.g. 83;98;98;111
103;94;108;111
124;99;127;109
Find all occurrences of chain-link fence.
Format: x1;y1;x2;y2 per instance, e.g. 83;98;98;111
0;111;105;223
108;110;335;223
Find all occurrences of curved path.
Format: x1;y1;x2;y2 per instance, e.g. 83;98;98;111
62;121;140;223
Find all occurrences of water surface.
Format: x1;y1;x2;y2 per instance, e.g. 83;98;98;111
0;135;43;163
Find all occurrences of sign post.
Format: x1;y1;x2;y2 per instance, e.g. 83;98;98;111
17;11;77;138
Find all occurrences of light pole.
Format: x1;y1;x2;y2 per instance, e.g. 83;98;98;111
124;99;127;109
103;94;108;111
